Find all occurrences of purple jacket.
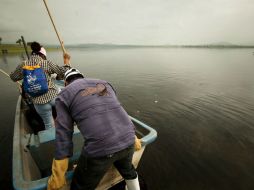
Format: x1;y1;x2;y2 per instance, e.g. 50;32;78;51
54;78;135;159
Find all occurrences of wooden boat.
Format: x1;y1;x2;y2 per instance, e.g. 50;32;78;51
12;83;157;190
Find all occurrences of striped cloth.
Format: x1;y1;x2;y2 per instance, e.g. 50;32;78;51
10;55;69;104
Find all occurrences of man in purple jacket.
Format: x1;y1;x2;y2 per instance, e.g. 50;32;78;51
47;68;141;190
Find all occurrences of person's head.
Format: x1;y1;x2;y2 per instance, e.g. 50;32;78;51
64;68;84;86
30;41;47;60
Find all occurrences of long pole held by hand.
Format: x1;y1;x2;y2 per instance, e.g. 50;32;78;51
42;0;66;54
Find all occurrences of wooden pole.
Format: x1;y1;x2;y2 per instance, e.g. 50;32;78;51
42;0;66;54
21;36;30;59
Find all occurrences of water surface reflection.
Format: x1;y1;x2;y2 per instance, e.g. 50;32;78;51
1;48;254;189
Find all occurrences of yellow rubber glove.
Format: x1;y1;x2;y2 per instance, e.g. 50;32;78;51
134;135;142;151
47;158;69;190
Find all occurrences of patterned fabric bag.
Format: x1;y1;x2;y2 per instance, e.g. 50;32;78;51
22;63;48;97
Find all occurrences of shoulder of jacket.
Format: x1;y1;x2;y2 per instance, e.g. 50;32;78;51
46;59;53;64
86;78;108;84
29;55;42;63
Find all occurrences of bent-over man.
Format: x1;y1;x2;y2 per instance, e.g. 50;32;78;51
47;68;141;190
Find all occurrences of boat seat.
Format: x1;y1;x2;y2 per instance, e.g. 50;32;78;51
26;125;80;146
39;126;80;143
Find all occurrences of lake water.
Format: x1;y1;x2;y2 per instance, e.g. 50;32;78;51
1;47;254;190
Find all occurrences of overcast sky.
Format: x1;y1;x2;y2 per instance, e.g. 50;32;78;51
0;0;254;45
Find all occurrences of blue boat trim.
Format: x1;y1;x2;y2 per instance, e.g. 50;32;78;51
129;116;158;146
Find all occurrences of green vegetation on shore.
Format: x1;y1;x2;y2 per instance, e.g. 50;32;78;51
0;44;60;55
0;44;26;54
1;43;254;56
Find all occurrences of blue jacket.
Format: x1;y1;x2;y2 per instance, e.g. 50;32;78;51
55;78;135;159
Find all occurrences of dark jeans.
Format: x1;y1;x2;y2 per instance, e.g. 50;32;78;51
71;144;137;190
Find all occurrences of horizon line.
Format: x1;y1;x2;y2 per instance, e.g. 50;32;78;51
1;43;254;47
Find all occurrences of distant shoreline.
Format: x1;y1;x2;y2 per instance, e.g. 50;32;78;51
63;44;254;49
0;44;60;55
1;43;254;55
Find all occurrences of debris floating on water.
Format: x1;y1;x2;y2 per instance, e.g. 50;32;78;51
154;100;158;103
